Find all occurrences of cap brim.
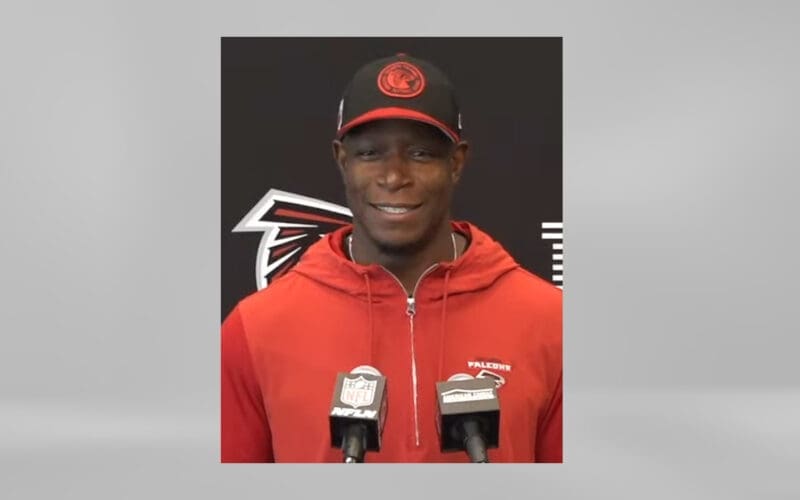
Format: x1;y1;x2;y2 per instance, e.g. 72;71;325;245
337;107;460;142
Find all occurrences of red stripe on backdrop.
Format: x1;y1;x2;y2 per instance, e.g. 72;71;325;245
275;208;350;226
271;243;299;258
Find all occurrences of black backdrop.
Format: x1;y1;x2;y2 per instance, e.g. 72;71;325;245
222;38;562;319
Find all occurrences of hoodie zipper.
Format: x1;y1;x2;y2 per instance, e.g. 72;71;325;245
382;264;438;447
405;297;420;446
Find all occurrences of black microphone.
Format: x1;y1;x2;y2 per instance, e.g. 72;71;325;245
435;373;500;463
329;365;388;463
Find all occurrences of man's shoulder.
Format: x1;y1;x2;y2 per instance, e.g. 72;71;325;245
232;270;313;317
501;267;562;297
492;267;562;316
496;269;562;345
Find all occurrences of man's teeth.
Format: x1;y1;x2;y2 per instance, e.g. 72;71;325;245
377;206;411;214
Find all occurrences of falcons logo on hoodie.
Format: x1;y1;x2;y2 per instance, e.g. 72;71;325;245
233;189;352;290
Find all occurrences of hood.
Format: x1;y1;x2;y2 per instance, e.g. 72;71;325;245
289;221;520;300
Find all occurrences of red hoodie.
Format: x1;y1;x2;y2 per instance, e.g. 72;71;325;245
221;221;562;462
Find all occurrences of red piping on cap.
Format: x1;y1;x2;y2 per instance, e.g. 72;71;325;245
337;107;460;142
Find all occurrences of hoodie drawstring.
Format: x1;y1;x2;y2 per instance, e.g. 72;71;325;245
437;269;451;382
363;272;375;367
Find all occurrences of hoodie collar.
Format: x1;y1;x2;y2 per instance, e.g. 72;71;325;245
289;221;519;301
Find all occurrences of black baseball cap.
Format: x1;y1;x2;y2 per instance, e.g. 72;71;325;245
336;53;462;142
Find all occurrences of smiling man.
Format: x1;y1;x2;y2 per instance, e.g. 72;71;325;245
221;54;562;463
333;118;467;294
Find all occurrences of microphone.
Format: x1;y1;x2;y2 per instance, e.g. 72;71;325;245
329;365;388;463
435;373;500;463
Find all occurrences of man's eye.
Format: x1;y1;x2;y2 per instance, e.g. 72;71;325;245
356;149;379;159
409;149;434;160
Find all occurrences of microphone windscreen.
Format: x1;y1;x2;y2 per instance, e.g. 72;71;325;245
435;376;500;452
329;366;388;452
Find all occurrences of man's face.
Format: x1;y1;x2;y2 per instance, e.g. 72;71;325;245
333;119;468;254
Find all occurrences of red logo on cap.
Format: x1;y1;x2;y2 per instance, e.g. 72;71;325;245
377;62;425;98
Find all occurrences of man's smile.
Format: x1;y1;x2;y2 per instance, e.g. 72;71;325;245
370;203;423;216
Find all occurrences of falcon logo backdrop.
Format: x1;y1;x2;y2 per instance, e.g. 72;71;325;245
541;222;564;289
233;189;352;290
234;189;564;292
222;39;561;318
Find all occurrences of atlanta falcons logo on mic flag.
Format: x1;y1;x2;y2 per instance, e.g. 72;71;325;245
233;189;352;290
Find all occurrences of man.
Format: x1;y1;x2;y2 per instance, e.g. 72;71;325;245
221;54;562;462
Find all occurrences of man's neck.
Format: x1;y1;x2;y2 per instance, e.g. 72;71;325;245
348;224;460;295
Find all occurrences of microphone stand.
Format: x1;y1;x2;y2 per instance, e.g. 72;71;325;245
342;424;367;463
461;419;490;463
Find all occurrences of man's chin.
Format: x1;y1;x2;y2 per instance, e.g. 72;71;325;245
375;238;424;256
369;230;429;256
360;220;445;256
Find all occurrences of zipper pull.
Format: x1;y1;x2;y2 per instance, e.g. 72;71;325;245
406;297;416;317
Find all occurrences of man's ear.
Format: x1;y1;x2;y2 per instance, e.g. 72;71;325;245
450;141;469;184
332;139;346;177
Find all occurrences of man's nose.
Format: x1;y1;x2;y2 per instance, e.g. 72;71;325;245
376;153;412;190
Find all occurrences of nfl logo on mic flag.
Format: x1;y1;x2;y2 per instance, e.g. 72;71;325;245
329;371;388;451
340;375;377;408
